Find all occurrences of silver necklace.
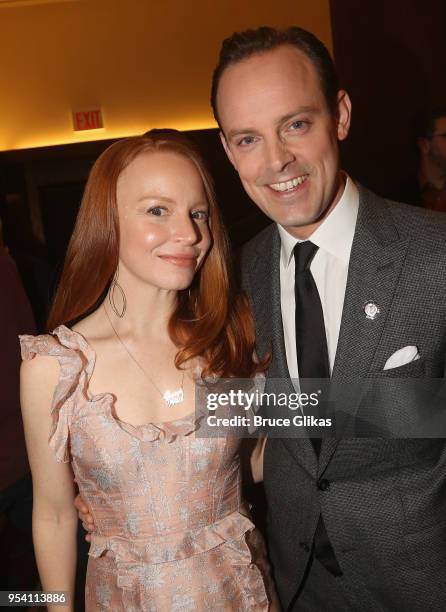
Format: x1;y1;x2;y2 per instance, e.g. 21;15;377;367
103;304;185;407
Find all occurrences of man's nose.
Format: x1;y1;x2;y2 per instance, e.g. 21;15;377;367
266;137;295;173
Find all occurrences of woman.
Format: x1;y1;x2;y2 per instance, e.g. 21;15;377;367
20;132;276;611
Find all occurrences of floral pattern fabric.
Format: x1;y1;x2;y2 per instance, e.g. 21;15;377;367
20;326;275;611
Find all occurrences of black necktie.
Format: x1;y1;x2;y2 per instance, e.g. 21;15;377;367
294;241;330;390
294;241;330;446
294;241;343;577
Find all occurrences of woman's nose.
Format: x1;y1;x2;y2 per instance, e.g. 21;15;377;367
172;214;199;244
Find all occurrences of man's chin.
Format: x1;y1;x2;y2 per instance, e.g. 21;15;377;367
275;211;325;238
258;203;308;222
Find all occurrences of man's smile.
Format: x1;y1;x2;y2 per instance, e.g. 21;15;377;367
268;174;309;192
266;174;310;196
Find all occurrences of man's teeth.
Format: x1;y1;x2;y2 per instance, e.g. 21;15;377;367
269;175;308;192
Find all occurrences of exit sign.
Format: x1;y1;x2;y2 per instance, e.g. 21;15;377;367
73;109;103;131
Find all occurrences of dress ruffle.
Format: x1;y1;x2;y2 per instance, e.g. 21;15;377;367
112;413;203;442
88;510;269;609
20;326;97;462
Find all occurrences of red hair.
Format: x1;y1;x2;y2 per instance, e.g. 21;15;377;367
47;133;266;378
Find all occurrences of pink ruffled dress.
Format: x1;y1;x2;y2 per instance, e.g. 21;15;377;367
20;326;274;611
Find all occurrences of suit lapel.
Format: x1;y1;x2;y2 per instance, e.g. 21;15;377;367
319;186;410;473
249;225;317;474
250;226;288;378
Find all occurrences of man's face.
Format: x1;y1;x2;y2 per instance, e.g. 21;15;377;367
216;45;351;238
428;117;446;174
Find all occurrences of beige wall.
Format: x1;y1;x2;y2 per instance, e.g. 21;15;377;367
0;0;332;151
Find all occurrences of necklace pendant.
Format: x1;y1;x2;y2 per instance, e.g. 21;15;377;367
163;388;184;407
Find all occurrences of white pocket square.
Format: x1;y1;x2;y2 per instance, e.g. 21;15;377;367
383;346;420;370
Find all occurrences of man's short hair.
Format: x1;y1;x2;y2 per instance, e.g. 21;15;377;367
414;105;446;140
211;26;339;127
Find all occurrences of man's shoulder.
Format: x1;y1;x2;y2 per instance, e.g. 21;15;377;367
385;197;446;231
358;184;446;243
237;223;278;293
240;222;277;264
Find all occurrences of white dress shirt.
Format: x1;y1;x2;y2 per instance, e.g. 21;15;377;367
278;176;359;380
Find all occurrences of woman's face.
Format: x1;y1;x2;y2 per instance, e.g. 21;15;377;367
116;151;212;291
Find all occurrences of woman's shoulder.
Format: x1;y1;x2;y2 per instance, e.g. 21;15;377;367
20;327;77;362
20;325;94;425
20;335;61;410
19;327;89;464
20;339;60;383
20;331;63;373
19;323;94;389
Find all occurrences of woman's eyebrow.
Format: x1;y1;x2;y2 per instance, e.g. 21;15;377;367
137;194;175;203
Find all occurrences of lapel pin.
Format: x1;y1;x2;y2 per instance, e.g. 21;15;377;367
364;302;381;320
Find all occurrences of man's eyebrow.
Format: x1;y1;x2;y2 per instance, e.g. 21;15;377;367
137;194;175;203
226;107;319;140
278;107;319;124
226;127;259;140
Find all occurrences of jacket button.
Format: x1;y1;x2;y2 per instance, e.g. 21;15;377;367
299;542;310;552
318;479;330;491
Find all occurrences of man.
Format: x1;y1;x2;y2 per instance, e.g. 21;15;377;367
391;107;446;212
211;27;446;611
77;26;446;611
415;107;446;211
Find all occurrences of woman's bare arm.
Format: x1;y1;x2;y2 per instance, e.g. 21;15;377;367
21;354;78;612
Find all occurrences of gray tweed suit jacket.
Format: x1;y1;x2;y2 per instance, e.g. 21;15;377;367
240;184;446;611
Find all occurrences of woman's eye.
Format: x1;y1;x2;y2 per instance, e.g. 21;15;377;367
191;210;209;221
146;206;166;216
289;120;307;131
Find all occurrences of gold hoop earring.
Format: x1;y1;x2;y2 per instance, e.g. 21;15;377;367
109;273;126;318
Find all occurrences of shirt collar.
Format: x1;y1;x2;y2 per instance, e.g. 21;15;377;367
278;174;359;268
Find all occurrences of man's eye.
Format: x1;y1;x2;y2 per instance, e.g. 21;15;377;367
146;206;166;216
290;120;306;130
191;210;209;221
238;135;256;146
